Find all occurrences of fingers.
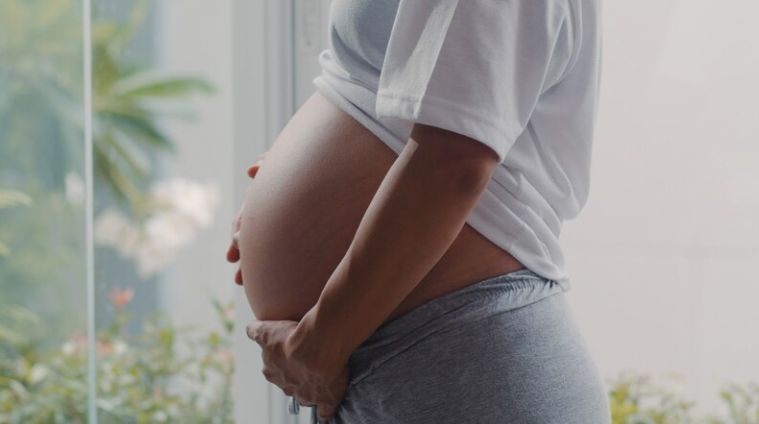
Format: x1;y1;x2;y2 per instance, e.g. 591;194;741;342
246;319;276;345
246;320;265;344
317;403;337;422
226;241;240;263
228;213;241;263
247;164;261;179
227;239;243;285
232;151;267;283
247;152;267;178
231;214;241;241
227;211;241;285
315;367;349;421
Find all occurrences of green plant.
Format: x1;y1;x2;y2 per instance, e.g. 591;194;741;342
0;0;214;211
0;190;31;256
608;371;698;424
608;371;759;424
0;292;235;424
0;2;228;421
0;188;85;337
0;0;215;346
90;0;214;213
706;382;759;424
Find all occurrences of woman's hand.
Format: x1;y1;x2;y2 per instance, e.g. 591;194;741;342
226;151;268;285
246;317;350;422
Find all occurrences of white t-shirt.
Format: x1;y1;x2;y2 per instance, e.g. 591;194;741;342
313;0;603;291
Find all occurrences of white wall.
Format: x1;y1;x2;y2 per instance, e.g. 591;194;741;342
154;3;271;423
560;0;759;416
156;1;236;352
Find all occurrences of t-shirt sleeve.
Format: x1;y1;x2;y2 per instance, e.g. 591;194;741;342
375;0;573;164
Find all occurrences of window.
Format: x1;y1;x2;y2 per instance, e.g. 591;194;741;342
1;0;757;422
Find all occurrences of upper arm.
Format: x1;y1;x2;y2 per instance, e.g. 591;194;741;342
410;122;499;169
408;122;500;193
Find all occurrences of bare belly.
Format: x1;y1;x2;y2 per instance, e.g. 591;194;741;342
238;91;524;323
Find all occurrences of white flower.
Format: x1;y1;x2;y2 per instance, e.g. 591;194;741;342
65;172;84;205
151;179;220;228
113;340;128;355
94;209;132;246
133;239;175;278
61;342;76;356
144;210;194;250
166;404;180;417
29;364;48;384
93;178;220;278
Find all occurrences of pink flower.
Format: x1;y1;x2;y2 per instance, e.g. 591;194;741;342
70;330;87;349
215;349;234;363
97;341;113;357
109;286;134;311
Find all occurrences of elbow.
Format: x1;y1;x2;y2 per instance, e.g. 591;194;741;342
408;122;499;195
454;163;494;195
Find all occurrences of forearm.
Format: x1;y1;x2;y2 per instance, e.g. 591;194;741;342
292;127;495;371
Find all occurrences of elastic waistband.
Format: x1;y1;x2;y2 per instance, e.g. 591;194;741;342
347;268;563;387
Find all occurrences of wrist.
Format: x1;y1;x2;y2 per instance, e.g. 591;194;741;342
288;303;352;382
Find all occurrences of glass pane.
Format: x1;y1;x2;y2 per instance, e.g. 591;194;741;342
0;0;90;421
89;1;235;422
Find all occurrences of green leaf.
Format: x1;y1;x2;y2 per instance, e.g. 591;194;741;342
98;131;149;180
0;190;32;208
109;0;149;55
34;0;72;27
93;140;143;208
93;44;121;96
101;112;175;153
111;73;214;99
97;101;151;120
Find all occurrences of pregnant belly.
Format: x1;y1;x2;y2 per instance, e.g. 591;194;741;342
238;91;524;322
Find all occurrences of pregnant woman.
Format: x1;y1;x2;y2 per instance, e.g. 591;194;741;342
227;0;611;423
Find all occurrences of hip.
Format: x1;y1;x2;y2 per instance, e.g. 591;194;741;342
319;269;611;424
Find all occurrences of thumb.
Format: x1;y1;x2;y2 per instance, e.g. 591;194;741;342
246;319;268;345
317;403;336;423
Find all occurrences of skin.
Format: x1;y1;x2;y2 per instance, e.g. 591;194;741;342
226;91;524;421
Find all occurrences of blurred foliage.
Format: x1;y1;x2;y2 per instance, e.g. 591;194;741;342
0;0;214;330
0;189;85;344
0;294;235;424
0;0;213;212
709;382;759;424
90;0;214;215
607;372;759;424
0;190;31;256
0;0;225;420
609;372;699;424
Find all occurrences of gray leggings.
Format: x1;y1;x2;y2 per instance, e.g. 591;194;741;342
310;268;612;424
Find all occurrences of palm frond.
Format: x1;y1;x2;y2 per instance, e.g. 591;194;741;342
110;73;215;99
0;190;32;209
